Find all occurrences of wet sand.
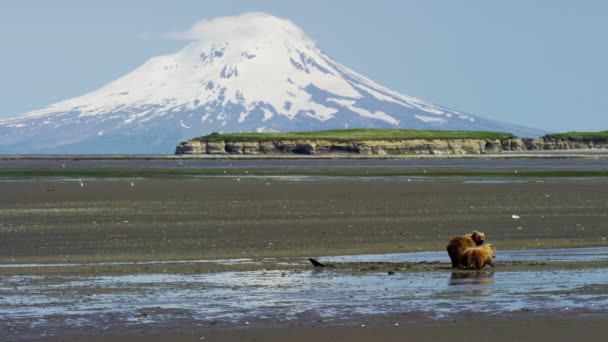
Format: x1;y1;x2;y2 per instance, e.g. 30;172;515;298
1;177;607;265
2;153;608;171
34;316;608;342
2;174;608;341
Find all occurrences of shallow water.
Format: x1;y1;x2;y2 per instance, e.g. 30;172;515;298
2;157;608;171
324;247;608;263
1;248;608;340
1;247;606;269
0;258;263;269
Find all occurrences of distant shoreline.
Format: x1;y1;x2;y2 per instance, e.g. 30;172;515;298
2;149;608;160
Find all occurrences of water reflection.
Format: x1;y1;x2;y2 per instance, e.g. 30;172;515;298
449;271;495;285
449;271;495;296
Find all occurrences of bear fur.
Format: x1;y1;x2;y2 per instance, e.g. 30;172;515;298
446;231;485;268
460;243;496;270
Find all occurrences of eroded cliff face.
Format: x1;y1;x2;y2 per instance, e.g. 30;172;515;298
175;138;531;155
521;138;608;150
175;136;608;155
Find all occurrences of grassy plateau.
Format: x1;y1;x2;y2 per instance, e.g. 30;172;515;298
193;129;516;142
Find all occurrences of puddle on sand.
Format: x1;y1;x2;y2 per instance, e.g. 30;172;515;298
2;261;608;340
0;258;265;269
462;179;528;184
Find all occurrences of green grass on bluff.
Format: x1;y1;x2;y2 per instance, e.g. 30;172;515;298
193;129;516;142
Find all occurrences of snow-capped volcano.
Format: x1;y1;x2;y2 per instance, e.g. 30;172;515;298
0;12;543;153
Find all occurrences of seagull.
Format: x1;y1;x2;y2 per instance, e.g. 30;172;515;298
130;182;135;187
80;180;84;187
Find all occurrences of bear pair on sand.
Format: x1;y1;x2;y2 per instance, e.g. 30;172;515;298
446;231;495;269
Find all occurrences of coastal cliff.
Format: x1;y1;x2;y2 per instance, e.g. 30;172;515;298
521;137;608;150
175;138;531;155
175;130;608;155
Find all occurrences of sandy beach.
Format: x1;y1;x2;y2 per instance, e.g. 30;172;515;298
29;315;608;342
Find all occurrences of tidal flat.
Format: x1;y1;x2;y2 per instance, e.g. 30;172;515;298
1;162;608;341
1;176;607;265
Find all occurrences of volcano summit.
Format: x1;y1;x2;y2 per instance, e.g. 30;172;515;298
0;12;542;153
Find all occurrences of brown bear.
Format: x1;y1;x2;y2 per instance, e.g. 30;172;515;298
460;244;496;270
446;231;485;268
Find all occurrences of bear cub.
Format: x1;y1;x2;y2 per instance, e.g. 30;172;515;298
460;243;496;270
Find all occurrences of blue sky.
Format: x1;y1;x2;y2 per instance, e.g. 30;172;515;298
1;0;606;132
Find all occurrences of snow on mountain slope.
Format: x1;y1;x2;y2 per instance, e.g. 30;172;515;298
0;12;544;153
